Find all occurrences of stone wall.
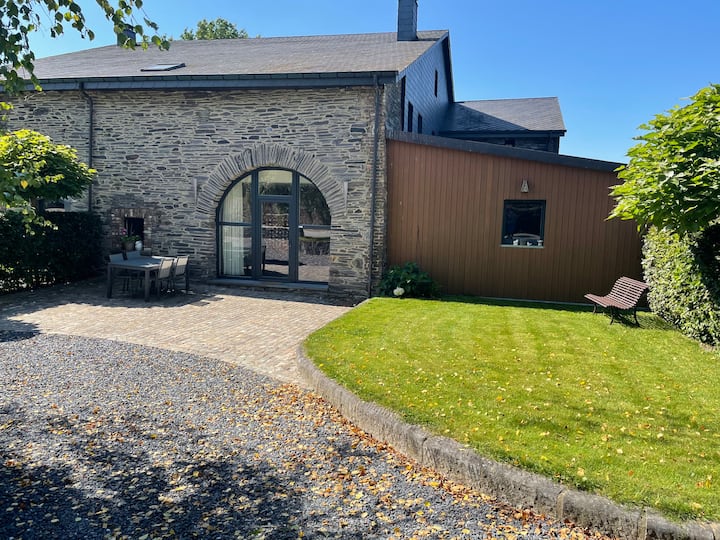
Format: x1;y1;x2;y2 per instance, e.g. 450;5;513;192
6;86;390;299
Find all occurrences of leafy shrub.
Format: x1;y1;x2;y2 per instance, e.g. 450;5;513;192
379;262;439;298
0;211;104;294
0;129;96;227
610;84;720;235
642;226;720;344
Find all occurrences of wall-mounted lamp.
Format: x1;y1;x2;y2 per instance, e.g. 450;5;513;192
520;179;530;193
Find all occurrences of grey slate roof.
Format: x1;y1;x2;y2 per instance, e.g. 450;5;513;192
29;31;448;83
442;97;566;135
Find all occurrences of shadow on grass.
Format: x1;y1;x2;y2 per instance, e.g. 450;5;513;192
441;294;603;314
438;294;679;331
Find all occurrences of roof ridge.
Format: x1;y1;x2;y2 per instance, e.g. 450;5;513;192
30;29;450;84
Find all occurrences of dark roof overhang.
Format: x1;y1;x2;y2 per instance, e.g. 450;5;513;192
24;70;400;92
440;129;567;139
389;130;624;171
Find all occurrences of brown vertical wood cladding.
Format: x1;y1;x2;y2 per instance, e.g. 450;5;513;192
386;140;643;303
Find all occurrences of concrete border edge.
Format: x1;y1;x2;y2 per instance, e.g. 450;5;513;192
297;346;719;540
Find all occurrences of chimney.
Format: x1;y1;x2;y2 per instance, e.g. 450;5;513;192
397;0;418;41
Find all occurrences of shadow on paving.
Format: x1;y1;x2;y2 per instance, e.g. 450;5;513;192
0;275;352;321
0;397;305;539
0;329;40;342
0;453;302;539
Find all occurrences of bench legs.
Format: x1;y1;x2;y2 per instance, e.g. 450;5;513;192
615;307;640;325
592;305;639;325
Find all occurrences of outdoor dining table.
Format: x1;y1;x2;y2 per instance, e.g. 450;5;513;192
106;256;165;302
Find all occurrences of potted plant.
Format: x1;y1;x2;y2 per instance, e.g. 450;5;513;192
119;228;139;251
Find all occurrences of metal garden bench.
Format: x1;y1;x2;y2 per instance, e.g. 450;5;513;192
584;277;648;325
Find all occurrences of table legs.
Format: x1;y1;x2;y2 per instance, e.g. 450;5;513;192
144;268;152;302
106;264;164;301
106;266;114;298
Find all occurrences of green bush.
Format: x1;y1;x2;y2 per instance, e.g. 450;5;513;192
379;262;439;298
0;211;104;294
642;226;720;344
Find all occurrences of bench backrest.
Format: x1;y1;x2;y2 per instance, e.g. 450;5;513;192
608;277;648;305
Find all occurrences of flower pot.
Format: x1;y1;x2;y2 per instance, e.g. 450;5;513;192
123;241;135;251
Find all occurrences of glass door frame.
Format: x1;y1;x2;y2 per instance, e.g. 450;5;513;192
257;195;297;281
218;167;307;282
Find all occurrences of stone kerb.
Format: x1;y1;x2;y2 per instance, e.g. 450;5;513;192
196;142;344;217
297;346;720;540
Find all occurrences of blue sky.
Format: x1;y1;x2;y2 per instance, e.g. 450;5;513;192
28;0;719;164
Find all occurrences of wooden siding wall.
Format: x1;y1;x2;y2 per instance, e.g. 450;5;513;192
386;140;644;303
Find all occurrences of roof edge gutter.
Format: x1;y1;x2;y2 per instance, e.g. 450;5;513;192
368;75;382;298
27;72;399;92
79;82;94;212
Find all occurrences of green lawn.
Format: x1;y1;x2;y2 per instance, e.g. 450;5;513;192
304;297;720;522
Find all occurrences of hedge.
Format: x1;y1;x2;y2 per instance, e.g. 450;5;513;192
0;211;104;294
642;225;720;345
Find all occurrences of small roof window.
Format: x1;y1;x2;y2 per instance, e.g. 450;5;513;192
140;62;186;72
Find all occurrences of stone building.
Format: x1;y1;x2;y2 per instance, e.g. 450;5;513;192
4;0;564;299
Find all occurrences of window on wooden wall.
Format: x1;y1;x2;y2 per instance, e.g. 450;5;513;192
407;102;414;132
417;114;423;134
501;200;546;247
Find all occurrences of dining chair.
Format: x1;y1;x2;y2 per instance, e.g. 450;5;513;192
169;255;189;293
151;257;175;298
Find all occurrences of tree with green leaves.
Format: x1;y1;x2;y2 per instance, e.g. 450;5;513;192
610;83;720;235
0;129;96;225
610;83;720;345
180;18;248;40
0;0;168;97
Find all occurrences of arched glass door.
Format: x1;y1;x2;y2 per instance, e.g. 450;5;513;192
217;169;330;283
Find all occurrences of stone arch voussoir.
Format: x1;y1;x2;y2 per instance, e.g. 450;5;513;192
197;143;343;218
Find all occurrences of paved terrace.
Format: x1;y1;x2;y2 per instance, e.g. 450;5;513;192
0;278;352;385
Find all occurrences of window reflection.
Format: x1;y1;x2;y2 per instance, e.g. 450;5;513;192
502;200;546;247
259;169;292;196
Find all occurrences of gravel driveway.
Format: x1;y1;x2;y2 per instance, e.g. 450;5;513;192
0;331;611;539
